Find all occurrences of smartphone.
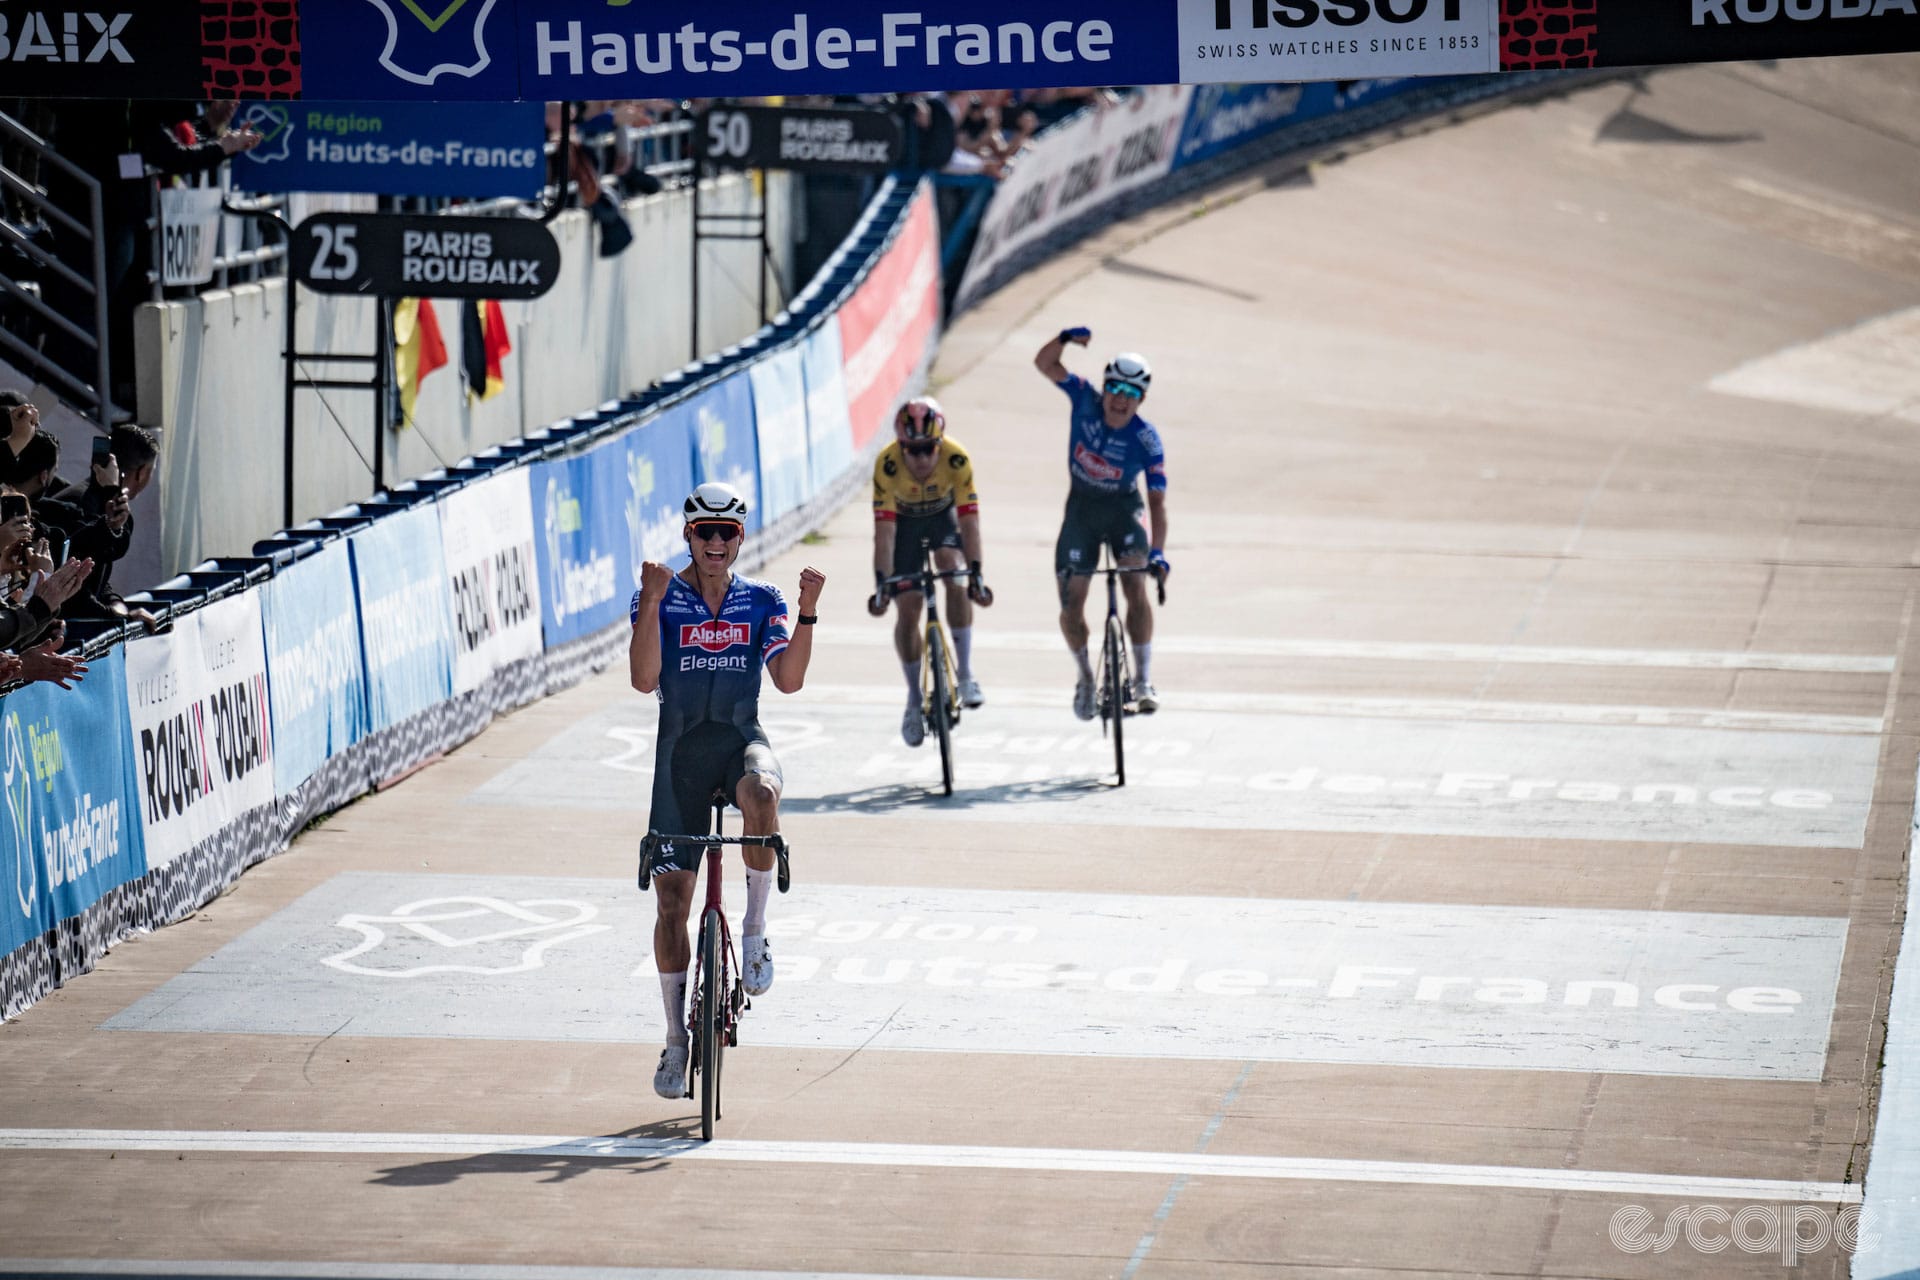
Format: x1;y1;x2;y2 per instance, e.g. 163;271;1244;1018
91;435;112;467
0;493;27;523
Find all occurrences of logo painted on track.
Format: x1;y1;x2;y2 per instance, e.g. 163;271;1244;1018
322;896;608;977
363;0;499;86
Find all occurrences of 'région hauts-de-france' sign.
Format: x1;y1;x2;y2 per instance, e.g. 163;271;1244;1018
291;212;561;300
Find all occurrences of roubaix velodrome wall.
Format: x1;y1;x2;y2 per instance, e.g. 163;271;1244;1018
136;172;797;581
0;67;1544;1018
4;0;1915;100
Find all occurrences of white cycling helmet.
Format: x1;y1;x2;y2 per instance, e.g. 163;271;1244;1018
684;480;749;524
1103;352;1152;397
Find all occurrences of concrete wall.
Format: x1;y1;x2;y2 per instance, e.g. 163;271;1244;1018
134;172;796;579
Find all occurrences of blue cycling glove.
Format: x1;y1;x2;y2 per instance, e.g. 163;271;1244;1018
1058;326;1092;344
1149;548;1171;578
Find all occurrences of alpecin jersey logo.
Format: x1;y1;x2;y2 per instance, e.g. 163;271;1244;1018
1073;442;1124;483
363;0;499;86
682;620;751;653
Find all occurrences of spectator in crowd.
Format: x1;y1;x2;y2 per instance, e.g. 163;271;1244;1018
0;487;92;683
6;427;135;625
50;423;156;631
0;390;38;477
550;101;635;258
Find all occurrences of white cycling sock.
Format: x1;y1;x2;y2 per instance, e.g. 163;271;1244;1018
1073;646;1094;681
902;659;922;707
953;626;974;681
1134;642;1153;685
660;971;688;1047
743;865;774;936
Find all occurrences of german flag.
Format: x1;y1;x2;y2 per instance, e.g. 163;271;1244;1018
394;297;448;428
462;300;512;404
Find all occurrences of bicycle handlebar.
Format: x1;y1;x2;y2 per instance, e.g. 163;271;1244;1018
1067;563;1168;605
882;568;975;597
638;830;792;894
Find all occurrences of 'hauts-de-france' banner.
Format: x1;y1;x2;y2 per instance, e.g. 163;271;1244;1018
953;87;1190;312
264;540;369;798
837;182;942;450
438;469;544;694
2;648;147;959
229;100;547;199
8;1;1919;100
350;504;458;732
124;593;276;870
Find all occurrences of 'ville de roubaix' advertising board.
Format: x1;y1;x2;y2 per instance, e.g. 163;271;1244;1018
2;0;1914;100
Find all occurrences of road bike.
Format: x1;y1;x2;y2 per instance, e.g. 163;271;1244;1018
1068;553;1166;787
881;546;980;797
638;802;791;1141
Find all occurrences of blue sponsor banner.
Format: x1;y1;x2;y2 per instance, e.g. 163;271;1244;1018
749;348;812;524
264;542;371;796
301;0;1178;102
1;648;147;955
620;409;699;586
1171;79;1425;171
802;319;856;496
533;439;636;648
350;506;458;732
683;374;762;535
229;99;547;198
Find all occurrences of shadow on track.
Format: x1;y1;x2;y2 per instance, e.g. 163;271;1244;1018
784;773;1112;814
369;1117;701;1187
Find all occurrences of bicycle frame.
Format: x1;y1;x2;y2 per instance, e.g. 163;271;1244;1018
1066;551;1166;786
885;542;975;797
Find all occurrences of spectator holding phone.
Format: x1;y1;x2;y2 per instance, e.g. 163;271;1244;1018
56;424;154;630
0;488;92;656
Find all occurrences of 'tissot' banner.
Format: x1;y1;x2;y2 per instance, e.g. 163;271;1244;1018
438;469;544;694
264;541;369;797
2;648;147;956
124;593;276;869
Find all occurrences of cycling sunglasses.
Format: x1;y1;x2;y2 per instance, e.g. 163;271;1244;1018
689;521;743;542
902;440;939;457
1104;380;1144;399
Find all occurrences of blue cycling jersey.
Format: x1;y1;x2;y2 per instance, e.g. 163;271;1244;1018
1057;373;1168;496
631;573;791;742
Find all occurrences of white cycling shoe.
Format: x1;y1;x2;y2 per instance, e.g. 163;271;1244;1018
901;705;926;747
653;1044;689;1099
743;935;773;995
1073;677;1096;721
1132;681;1159;713
960;677;985;708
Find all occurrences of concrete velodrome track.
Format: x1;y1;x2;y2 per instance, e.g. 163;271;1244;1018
5;56;1920;1279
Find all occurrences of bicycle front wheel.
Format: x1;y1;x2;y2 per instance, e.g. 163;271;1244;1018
928;626;955;796
1105;615;1128;786
698;908;724;1140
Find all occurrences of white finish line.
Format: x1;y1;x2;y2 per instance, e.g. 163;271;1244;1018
840;630;1897;674
0;1129;1862;1204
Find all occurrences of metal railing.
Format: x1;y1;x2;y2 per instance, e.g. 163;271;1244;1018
0;107;113;431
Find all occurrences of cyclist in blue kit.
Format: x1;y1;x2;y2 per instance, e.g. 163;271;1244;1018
629;481;824;1100
1033;326;1170;718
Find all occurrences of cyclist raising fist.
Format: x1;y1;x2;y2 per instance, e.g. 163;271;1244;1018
1034;326;1169;716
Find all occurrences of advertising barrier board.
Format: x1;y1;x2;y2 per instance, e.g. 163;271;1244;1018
683;375;762;534
534;441;636;648
123;593;276;869
837;183;942;448
438;470;545;695
264;541;370;797
2;648;146;953
953;87;1191;311
748;347;812;523
802;317;856;495
622;410;699;583
158;187;223;287
1171;78;1422;170
350;505;457;732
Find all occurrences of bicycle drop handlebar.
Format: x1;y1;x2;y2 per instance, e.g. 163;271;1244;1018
1067;563;1168;606
638;830;792;894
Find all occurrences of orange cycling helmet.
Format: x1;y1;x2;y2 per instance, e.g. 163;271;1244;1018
894;395;946;443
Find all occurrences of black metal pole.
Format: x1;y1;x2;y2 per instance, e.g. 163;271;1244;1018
373;295;390;495
690;155;701;362
283;266;298;526
757;171;767;326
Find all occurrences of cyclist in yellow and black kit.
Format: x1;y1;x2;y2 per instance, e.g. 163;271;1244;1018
865;396;994;746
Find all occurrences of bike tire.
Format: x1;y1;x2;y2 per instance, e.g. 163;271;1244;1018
928;626;955;796
698;908;724;1140
1106;615;1128;786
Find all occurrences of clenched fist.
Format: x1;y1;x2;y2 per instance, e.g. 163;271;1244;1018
796;566;825;615
638;559;674;602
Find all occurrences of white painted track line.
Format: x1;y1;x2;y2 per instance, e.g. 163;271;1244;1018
801;684;1884;734
0;1130;1860;1204
0;1267;1009;1280
837;631;1897;673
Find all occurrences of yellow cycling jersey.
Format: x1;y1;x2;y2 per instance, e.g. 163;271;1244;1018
872;436;980;521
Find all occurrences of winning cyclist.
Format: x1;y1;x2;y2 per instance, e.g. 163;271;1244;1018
629;481;824;1100
865;396;994;746
1033;327;1168;717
